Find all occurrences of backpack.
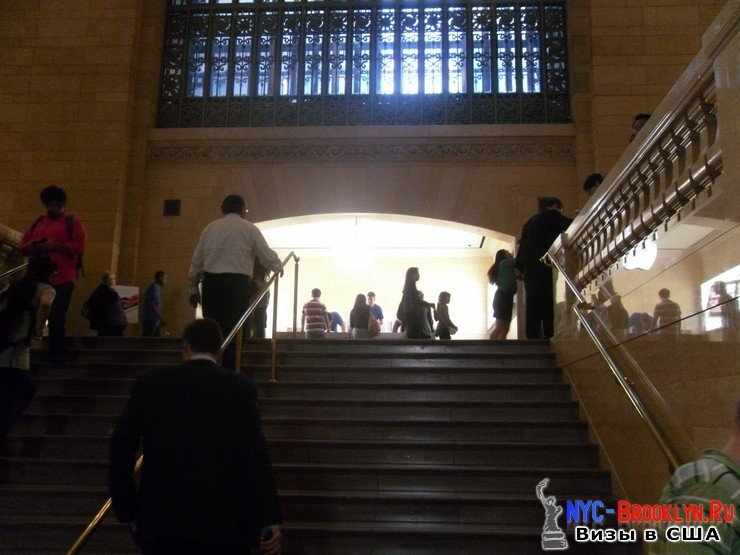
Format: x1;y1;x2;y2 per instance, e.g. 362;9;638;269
28;214;84;279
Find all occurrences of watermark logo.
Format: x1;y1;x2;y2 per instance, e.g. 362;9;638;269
536;478;569;551
535;477;732;550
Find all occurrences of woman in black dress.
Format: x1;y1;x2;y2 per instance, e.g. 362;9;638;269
397;267;435;339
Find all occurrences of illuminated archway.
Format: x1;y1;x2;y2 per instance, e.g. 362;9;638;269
256;213;517;339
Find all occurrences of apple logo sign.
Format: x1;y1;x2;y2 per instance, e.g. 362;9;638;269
624;236;658;271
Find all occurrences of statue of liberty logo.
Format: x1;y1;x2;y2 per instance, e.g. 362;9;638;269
536;478;569;551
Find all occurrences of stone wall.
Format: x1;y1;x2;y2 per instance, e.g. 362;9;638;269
589;0;725;173
0;0;728;334
0;0;144;332
141;126;578;329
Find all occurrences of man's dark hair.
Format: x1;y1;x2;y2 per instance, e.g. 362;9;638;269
155;270;166;281
40;185;67;206
311;288;321;298
583;173;604;193
367;291;376;298
221;194;246;215
538;197;563;211
183;319;223;355
634;113;651;124
659;288;670;299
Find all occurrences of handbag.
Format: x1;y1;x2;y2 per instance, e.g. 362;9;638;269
368;315;381;338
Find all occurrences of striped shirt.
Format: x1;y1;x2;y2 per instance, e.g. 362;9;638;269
302;299;328;333
653;299;682;334
653;450;740;554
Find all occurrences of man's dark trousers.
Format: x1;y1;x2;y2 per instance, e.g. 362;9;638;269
524;263;555;340
48;282;74;359
202;272;251;370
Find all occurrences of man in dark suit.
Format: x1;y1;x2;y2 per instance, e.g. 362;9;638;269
109;319;282;555
516;197;573;340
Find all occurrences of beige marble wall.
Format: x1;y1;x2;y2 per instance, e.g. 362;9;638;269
589;0;725;173
0;0;144;332
139;129;578;331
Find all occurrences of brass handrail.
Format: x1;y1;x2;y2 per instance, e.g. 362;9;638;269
543;251;682;471
66;252;300;555
0;261;28;283
65;456;143;555
220;251;300;355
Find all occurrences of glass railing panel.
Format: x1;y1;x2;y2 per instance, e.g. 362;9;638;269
555;307;673;503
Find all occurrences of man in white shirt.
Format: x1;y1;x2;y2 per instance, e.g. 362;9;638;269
188;195;282;369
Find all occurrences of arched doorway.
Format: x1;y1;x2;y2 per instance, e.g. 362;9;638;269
256;213;517;339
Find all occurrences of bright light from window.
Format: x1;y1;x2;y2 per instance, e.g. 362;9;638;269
259;215;484;251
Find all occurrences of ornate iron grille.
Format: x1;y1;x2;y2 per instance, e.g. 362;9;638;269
158;0;569;127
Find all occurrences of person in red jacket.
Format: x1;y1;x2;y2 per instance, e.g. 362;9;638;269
21;186;86;362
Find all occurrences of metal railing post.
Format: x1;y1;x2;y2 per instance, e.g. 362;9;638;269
292;257;299;338
65;456;143;555
234;328;244;374
544;251;683;471
271;272;280;383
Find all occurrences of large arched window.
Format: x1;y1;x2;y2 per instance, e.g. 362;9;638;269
158;0;569;127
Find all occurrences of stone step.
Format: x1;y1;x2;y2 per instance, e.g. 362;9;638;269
0;457;611;494
0;485;594;526
32;368;565;396
31;363;564;384
56;337;548;352
250;365;564;385
15;413;587;442
33;349;557;367
272;340;552;355
0;518;641;554
265;355;558;369
29;395;581;421
33;378;571;401
2;436;598;467
257;382;571;402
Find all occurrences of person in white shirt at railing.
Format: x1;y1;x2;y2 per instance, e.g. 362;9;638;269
188;195;282;370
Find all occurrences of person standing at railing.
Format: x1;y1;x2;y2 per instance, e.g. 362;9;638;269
328;311;346;333
20;186;86;364
653;401;740;554
142;271;167;337
653;288;682;336
435;291;458;340
82;273;127;337
0;256;56;450
301;288;330;339
397;267;435;340
188;195;282;370
487;249;518;340
515;197;573;340
367;291;384;330
630;113;652;143
582;173;604;199
245;261;270;340
109;319;283;555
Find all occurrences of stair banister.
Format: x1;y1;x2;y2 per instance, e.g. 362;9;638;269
0;261;29;285
548;1;740;291
542;250;682;472
66;252;300;554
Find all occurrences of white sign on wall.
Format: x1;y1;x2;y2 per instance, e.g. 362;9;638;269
114;285;140;324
